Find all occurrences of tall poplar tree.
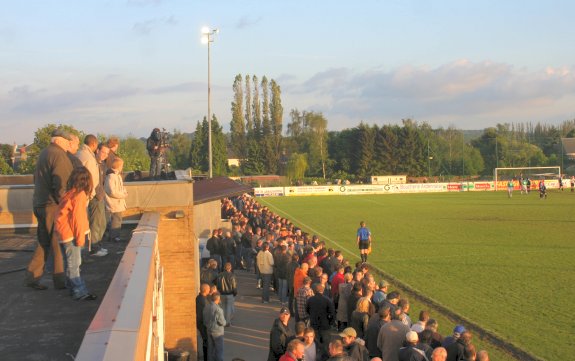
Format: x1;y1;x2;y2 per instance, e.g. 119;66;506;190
267;79;283;173
261;76;276;173
252;75;262;140
230;74;246;158
244;74;253;138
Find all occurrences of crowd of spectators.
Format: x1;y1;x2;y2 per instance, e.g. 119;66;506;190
24;128;126;301
197;194;490;361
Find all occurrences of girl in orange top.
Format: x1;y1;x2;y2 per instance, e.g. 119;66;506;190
54;166;97;301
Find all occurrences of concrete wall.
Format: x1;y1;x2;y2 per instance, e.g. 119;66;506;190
193;200;234;240
0;180;195;227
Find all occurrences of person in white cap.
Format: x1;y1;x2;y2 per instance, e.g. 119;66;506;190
398;331;427;361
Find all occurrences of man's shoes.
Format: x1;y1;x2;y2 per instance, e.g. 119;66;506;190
91;248;108;257
76;293;98;301
113;237;121;243
25;283;48;291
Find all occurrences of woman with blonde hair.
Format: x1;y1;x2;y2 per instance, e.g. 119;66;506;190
350;297;370;339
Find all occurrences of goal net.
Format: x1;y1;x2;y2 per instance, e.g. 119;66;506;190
494;166;561;191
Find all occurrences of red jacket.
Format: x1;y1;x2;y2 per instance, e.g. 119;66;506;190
54;189;90;247
279;352;298;361
331;272;345;297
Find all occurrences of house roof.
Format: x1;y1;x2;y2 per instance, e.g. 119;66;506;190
562;138;575;159
193;176;253;205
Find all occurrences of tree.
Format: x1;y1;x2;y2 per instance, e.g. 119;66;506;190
118;136;149;172
374;125;401;174
210;115;228;176
190;121;206;171
353;123;376;180
230;74;246;158
287;153;307;182
191;116;227;175
270;79;283;155
327;129;355;177
261;76;271;137
166;130;192;170
303;111;328;178
242;138;266;175
396;119;426;176
245;74;253;137
252;75;262;140
0;156;14;175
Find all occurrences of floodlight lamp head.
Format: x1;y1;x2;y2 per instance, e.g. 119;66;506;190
201;26;210;35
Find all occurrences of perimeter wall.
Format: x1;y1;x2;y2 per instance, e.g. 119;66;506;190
254;180;561;197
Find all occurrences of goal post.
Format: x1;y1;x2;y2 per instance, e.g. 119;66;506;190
493;166;561;191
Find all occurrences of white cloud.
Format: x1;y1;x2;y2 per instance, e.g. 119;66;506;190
287;60;575;128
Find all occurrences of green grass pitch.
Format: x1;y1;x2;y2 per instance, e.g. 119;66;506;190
258;191;575;361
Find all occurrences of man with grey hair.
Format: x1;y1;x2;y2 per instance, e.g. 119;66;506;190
24;128;74;290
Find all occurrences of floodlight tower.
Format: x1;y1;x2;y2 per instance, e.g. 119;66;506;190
201;27;219;178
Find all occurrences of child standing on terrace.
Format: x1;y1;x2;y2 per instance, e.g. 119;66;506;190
54;166;97;301
105;157;128;242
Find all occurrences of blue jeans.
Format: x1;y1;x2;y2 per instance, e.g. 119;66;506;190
208;333;224;361
61;241;89;299
221;294;235;324
278;278;288;303
261;273;272;302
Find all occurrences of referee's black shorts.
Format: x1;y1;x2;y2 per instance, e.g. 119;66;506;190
358;239;370;250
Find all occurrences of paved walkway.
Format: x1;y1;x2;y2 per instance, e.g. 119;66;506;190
222;269;293;361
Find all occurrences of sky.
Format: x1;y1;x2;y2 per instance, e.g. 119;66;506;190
2;0;575;144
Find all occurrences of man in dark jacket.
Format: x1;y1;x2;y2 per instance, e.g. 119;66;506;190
306;283;335;344
206;229;222;271
24;128;74;290
196;283;211;361
200;259;219;285
446;331;472;361
222;231;236;267
215;262;238;326
339;327;369;361
398;331;427;361
268;307;295;361
365;306;390;358
275;245;291;305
